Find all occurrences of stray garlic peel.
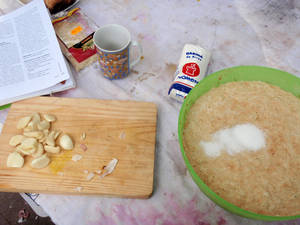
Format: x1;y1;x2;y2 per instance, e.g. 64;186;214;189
80;143;87;151
80;132;86;140
86;172;95;181
75;186;83;192
31;154;50;169
72;154;82;162
7;152;24;168
59;134;74;150
100;158;118;178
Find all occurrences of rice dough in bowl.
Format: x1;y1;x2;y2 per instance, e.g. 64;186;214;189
183;81;300;216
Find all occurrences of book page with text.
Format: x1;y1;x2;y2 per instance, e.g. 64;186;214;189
0;0;70;105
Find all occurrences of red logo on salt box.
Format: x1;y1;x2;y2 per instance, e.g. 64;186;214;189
182;63;200;77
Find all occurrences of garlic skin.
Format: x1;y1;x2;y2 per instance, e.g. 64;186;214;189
59;134;74;150
72;154;82;162
100;158;118;178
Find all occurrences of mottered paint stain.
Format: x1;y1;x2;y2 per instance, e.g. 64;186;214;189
89;193;228;225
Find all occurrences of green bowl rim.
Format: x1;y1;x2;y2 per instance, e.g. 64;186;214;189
178;65;300;221
0;104;11;110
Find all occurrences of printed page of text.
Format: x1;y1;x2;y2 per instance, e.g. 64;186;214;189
0;0;70;105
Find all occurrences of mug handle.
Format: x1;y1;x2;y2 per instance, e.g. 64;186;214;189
130;41;143;68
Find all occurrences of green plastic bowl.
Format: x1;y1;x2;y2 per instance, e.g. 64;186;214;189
178;65;300;221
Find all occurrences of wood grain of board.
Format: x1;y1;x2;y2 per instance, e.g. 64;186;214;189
0;97;157;198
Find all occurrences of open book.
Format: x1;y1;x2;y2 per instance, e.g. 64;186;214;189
0;0;75;108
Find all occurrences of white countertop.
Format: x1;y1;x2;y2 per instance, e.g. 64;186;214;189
1;0;300;224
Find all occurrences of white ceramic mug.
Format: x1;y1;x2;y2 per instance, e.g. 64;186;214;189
93;24;142;80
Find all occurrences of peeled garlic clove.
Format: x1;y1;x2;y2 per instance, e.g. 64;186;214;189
24;120;38;132
9;135;24;146
32;143;44;158
44;145;60;154
37;120;50;130
23;131;43;139
15;146;23;154
45;131;55;146
20;147;36;155
32;113;40;122
53;130;61;140
31;154;50;169
39;130;49;143
44;114;56;122
59;134;74;150
21;138;37;150
7;152;24;168
17;116;32;129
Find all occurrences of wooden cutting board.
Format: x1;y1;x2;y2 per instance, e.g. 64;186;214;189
0;97;157;198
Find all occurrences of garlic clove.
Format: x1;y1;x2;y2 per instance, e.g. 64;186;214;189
37;120;50;130
21;138;37;150
20;147;36;155
43;114;56;122
31;112;40;122
31;154;50;169
24;120;38;132
45;131;55;146
59;134;74;150
44;145;60;154
7;152;24;168
17;116;32;129
39;130;49;143
23;131;43;139
53;130;61;140
32;143;44;158
15;146;23;154
9;135;24;146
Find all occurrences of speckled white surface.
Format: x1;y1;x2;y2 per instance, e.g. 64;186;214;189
1;0;300;224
